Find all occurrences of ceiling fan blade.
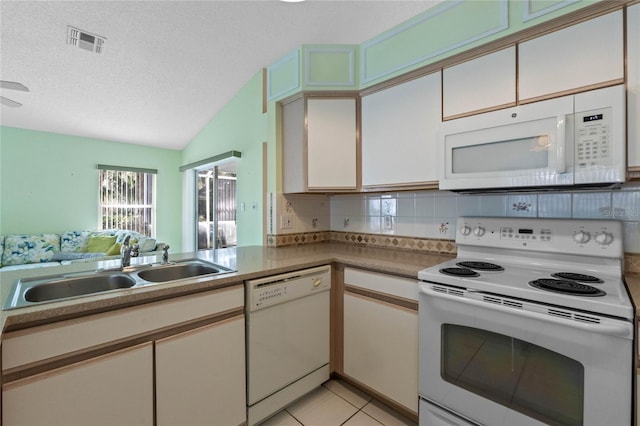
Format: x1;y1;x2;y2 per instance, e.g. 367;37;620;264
0;80;29;92
0;96;22;107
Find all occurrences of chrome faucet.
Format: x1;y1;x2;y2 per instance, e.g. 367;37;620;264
162;245;170;264
121;236;140;268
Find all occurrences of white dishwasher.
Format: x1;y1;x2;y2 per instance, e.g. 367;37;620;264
246;265;331;425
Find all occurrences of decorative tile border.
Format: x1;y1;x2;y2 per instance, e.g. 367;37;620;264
267;231;331;247
267;231;457;255
330;231;457;254
267;231;639;274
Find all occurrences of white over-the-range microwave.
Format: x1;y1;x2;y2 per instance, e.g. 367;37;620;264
439;84;625;191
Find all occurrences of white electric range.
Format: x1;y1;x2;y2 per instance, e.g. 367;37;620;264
417;217;634;426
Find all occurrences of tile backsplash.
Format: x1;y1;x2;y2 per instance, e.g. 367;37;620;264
269;182;640;253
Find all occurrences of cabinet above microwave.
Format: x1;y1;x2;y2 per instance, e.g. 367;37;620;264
438;85;625;192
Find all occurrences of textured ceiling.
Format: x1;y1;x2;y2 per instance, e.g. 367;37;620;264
0;0;443;150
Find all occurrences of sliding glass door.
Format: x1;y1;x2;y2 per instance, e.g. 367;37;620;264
196;164;237;250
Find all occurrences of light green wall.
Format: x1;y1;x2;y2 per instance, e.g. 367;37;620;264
0;126;183;251
182;70;267;247
0;0;611;251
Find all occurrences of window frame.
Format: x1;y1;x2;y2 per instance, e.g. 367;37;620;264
98;165;157;237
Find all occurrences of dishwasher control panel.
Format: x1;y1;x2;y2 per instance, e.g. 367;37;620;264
246;265;331;311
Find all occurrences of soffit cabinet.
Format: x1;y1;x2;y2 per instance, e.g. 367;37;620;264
442;47;516;120
443;10;624;120
518;10;624;103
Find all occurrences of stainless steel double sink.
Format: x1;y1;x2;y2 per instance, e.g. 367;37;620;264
3;259;235;310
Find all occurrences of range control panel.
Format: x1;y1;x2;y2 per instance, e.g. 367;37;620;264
456;217;623;258
246;265;330;312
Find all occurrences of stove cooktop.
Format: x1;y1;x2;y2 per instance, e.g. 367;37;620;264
418;217;633;320
419;256;632;319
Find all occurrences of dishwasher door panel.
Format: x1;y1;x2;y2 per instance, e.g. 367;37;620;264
247;290;330;405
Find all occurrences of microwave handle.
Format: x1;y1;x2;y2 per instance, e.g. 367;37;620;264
550;114;566;174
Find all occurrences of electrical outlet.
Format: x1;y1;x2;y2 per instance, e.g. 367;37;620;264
281;215;292;229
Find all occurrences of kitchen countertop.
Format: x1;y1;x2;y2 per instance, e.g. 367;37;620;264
0;243;453;333
625;274;640;317
2;242;639;335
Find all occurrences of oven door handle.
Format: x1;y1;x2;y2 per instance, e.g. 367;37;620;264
422;286;633;339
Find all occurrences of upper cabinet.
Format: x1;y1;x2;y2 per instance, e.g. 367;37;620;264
279;6;633;193
519;11;624;103
628;4;640;170
281;95;359;193
361;72;441;189
442;47;516;119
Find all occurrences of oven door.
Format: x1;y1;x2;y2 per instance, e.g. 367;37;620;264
419;283;633;426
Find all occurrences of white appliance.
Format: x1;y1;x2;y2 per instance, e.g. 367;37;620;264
439;85;625;191
246;265;331;425
418;217;634;426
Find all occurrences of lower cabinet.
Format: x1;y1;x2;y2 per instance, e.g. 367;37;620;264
156;317;246;426
2;284;246;426
342;267;419;414
3;343;154;425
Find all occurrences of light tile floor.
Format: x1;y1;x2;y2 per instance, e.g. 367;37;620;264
260;380;417;426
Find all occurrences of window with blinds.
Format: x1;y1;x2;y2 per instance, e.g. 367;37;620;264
98;165;156;236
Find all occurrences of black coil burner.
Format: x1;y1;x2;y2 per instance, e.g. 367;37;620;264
529;278;606;297
456;261;504;272
440;267;480;277
551;272;603;283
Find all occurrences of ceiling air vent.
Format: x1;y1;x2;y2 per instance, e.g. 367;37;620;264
67;26;105;54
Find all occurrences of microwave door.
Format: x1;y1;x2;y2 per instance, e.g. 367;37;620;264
442;115;572;190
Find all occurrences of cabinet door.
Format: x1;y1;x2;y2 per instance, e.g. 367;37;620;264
3;343;153;426
519;11;623;102
343;293;418;412
628;4;640;170
156;317;246;426
282;97;306;193
443;47;515;119
307;98;357;190
361;72;441;188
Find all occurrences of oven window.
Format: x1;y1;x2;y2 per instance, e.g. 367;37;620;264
451;136;550;173
442;324;584;426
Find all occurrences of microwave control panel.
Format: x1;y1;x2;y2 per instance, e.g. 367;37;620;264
575;107;611;169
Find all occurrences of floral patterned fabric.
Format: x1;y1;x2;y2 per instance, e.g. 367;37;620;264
1;234;60;266
114;230;156;252
0;230;159;268
60;231;92;252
